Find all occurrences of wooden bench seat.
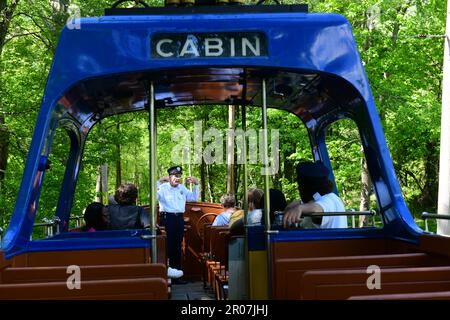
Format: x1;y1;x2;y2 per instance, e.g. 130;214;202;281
301;266;450;300
349;291;450;300
1;263;166;284
0;278;168;300
209;227;230;266
273;252;448;299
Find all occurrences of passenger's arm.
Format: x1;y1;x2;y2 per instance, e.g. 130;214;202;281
283;201;323;228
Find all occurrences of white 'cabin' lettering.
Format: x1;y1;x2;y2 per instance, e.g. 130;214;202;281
153;34;265;58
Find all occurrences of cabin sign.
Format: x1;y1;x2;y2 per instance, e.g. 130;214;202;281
151;32;268;58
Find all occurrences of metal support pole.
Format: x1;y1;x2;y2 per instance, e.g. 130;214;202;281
242;106;249;222
261;78;273;299
242;103;249;300
149;81;158;263
349;209;356;228
261;79;271;232
53;216;61;236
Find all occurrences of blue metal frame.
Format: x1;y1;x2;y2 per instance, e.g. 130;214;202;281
1;11;423;258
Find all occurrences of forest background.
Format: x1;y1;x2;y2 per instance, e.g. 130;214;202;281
0;0;446;235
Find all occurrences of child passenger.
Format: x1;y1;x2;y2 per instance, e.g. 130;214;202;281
212;194;236;226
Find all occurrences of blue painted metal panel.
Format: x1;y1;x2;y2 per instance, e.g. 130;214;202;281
2;11;422;258
270;227;386;243
247;225;266;251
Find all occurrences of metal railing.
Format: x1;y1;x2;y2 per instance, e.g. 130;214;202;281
421;212;450;232
303;209;377;228
32;216;61;239
69;215;83;228
268;210;377;229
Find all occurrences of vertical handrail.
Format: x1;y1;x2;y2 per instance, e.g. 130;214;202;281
148;81;158;263
242;99;249;300
53;216;61;236
261;78;272;299
371;210;376;227
349;209;356;228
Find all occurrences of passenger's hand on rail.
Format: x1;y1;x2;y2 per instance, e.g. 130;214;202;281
283;201;303;228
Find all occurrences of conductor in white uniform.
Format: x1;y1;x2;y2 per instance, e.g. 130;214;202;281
157;166;199;283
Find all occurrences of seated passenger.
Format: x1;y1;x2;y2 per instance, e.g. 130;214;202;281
268;189;288;225
230;189;287;236
283;161;348;229
107;183;150;230
212;194;236;226
229;188;264;228
82;202;108;232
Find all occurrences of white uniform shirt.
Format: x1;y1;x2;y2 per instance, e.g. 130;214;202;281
157;182;199;213
212;210;233;226
313;192;348;229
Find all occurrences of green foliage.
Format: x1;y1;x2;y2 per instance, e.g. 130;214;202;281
0;0;446;236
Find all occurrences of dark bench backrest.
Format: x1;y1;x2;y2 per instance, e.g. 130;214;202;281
348;291;450;300
2;263;166;284
209;227;230;265
301;266;450;299
0;278;168;300
273;253;449;299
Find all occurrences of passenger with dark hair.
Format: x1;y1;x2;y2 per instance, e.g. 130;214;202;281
283;161;347;229
267;188;287;225
82;202;108;232
107;183;149;230
212;194;236;226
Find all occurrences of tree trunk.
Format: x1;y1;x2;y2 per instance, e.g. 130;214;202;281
206;164;213;203
200;157;206;202
226;105;235;194
359;151;371;227
421;141;439;209
0;116;8;184
101;164;108;204
115;123;122;190
95;165;108;204
272;148;282;191
0;0;20;227
0;115;8;227
95;166;102;203
0;1;20;52
234;159;241;202
283;156;295;183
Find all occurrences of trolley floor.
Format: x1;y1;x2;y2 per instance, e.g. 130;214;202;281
170;281;215;300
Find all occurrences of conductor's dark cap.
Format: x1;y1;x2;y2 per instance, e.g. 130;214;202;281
296;161;329;182
168;166;182;175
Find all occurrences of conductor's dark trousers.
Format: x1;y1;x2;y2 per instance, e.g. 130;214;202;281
160;212;184;270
